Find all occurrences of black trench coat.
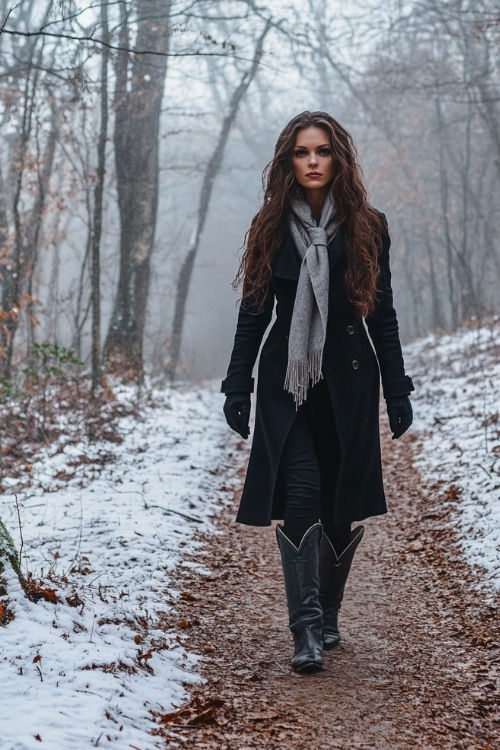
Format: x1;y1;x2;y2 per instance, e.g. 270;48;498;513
222;217;412;526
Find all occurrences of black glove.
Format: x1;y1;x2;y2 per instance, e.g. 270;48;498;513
386;396;413;440
223;392;250;439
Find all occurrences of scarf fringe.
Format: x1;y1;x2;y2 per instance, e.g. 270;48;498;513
284;348;323;408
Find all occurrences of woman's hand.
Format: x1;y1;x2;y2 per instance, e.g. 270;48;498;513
223;393;251;439
386;396;413;439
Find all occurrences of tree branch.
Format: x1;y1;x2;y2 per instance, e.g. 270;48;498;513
1;3;18;34
0;26;248;58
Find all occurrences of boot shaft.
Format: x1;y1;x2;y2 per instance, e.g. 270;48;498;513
276;523;323;633
319;525;364;608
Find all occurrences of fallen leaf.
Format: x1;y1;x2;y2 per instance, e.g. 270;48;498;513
28;583;59;604
247;673;262;682
409;541;424;552
159;698;224;727
159;707;191;724
66;592;83;608
247;711;279;721
180;591;197;601
187;705;219;725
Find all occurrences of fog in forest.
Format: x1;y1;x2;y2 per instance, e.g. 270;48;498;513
1;0;499;384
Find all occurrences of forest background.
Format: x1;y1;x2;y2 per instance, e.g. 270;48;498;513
1;3;500;743
0;0;499;388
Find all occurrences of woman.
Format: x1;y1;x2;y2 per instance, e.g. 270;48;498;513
221;111;413;674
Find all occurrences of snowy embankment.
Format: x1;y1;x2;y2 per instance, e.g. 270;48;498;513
0;384;244;750
406;317;500;590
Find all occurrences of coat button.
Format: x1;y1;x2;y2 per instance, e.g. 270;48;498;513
351;360;359;370
347;325;355;335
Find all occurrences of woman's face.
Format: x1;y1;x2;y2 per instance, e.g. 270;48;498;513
291;127;333;193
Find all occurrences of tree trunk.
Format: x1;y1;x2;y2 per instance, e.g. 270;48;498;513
0;516;28;622
0;59;58;378
103;0;171;381
91;3;109;391
435;97;458;330
25;96;59;357
421;225;444;331
167;21;271;381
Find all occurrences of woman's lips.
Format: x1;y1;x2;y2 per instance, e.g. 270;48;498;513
306;172;322;178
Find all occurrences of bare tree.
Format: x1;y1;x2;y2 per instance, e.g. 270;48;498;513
90;2;109;391
103;0;171;380
167;19;271;381
0;5;60;378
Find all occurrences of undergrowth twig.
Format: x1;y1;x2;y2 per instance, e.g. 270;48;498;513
14;494;24;570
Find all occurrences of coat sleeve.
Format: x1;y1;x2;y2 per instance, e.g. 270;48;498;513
365;220;414;399
221;290;274;394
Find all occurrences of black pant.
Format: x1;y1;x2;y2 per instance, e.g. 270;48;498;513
278;381;351;550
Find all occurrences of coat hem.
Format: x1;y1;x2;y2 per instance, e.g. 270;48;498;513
235;506;388;528
235;516;272;527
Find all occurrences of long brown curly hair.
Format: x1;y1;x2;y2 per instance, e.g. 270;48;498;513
234;111;385;317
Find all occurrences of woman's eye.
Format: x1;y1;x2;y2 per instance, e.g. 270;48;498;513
319;148;331;156
294;150;307;157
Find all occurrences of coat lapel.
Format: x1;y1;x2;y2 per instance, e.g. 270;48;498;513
328;227;345;269
273;232;301;280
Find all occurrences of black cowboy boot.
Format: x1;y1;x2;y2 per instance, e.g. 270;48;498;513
319;525;364;650
276;523;323;673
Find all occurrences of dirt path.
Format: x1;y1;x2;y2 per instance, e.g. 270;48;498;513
154;428;500;749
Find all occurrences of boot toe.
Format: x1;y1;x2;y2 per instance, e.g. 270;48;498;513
291;626;323;672
293;657;323;674
323;630;341;650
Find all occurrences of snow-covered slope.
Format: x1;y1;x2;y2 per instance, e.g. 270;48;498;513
0;384;245;750
406;317;500;590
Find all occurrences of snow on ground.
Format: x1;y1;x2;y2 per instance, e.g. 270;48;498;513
0;383;246;750
406;316;500;591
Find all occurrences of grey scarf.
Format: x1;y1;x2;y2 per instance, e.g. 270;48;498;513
284;195;339;407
